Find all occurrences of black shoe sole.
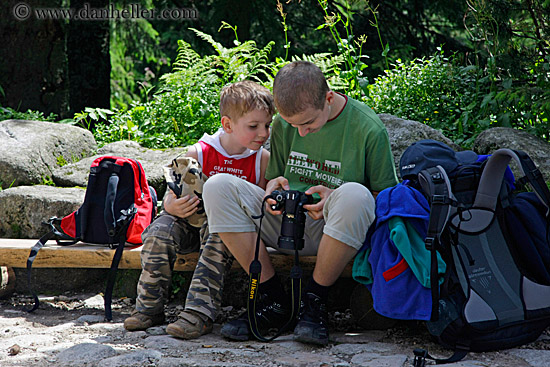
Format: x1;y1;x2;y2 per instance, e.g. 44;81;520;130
220;330;250;341
293;321;329;346
293;333;329;346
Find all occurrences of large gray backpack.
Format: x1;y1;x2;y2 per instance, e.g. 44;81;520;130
409;148;550;365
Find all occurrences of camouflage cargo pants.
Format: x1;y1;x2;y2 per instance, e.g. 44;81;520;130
135;212;233;321
183;225;234;321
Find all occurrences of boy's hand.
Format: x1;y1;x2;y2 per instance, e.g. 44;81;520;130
303;185;334;220
264;176;290;215
163;190;200;219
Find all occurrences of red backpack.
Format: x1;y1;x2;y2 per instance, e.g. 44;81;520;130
26;156;157;320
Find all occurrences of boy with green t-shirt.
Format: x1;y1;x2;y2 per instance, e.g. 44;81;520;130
202;61;398;345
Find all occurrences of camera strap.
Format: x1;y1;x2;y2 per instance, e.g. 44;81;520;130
247;196;302;342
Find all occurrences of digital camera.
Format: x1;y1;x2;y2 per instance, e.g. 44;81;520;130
269;190;314;250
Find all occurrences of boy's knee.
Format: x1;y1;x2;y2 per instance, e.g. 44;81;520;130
328;183;375;214
203;173;240;209
203;173;234;195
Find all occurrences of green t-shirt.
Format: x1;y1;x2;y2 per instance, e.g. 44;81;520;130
266;95;398;193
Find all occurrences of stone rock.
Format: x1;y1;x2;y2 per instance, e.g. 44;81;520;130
378;114;460;177
473;127;550;181
331;342;394;355
56;343;117;365
0;120;97;187
508;349;550;367
275;351;345;366
97;349;162;367
0;185;85;238
437;361;495;367
52;140;188;197
76;315;105;324
157;358;255;367
83;294;105;309
144;335;184;349
0;333;57;350
146;326;167;336
350;353;408;366
157;358;215;367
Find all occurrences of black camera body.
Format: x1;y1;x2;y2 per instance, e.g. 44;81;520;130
269;190;314;251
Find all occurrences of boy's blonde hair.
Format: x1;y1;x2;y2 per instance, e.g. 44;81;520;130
220;80;275;120
273;61;329;117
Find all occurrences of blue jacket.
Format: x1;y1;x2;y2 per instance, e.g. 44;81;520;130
353;183;446;320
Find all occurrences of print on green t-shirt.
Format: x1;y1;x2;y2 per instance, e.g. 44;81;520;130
285;150;347;190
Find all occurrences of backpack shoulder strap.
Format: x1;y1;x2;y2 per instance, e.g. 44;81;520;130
475;149;550;215
25;217;78;312
417;165;454;321
418;166;454;241
513;150;550;214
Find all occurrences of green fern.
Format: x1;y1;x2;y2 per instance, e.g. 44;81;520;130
171;40;203;71
94;26;358;150
161;40;218;89
189;28;276;85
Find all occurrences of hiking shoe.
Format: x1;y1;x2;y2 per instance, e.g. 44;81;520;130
166;310;213;339
293;292;329;345
221;293;292;341
123;311;165;331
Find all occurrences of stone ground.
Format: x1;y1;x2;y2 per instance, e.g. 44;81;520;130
1;290;550;367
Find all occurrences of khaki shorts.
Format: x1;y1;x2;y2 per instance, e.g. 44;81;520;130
202;173;376;256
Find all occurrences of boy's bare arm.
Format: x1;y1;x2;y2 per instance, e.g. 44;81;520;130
257;149;270;190
185;145;199;160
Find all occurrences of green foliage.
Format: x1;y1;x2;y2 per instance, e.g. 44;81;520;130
91;0;549;151
68;107;115;130
10;223;22;238
364;50;550;146
0;107;57;122
315;0;369;99
0;179;16;192
94;25;347;149
458;0;550;141
94;28;275;148
110;0;170;110
185;28;276;85
41;175;55;186
171;272;191;298
364;52;479;145
56;155;68;167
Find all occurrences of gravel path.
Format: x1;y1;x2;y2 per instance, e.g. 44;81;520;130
1;292;550;366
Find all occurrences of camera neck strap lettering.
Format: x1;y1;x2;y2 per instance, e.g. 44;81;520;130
247;194;304;342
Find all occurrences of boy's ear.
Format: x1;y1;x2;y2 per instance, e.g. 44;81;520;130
325;90;335;105
221;116;233;133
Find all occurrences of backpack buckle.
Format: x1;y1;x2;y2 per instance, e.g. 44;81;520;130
431;172;444;183
413;348;428;367
431;194;447;204
425;237;435;251
530;168;543;180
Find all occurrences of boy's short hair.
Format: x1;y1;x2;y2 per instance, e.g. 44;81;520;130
220;80;275;120
273;61;329;117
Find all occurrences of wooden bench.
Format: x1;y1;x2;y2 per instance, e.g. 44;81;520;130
0;238;352;276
